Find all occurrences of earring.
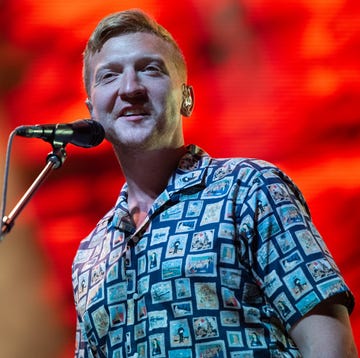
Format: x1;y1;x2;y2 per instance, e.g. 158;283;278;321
85;98;93;114
180;84;194;117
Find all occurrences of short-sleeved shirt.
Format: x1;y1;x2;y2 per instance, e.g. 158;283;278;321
72;144;354;358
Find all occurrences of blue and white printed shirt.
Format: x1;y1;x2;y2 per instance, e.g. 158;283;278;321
72;145;354;358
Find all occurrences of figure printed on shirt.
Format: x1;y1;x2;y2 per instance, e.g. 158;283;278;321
186;200;203;217
149;334;165;357
202;177;233;198
148;310;168;331
151;227;170;246
245;328;266;348
220;243;236;264
219;222;236;239
280;251;303;272
151;281;173;303
168;348;192;358
222;287;241;309
107;282;127;304
170;319;192;347
137;341;147;358
263;270;282;297
257;215;281;241
195;340;226;358
278;205;305;229
134;321;146;340
267;183;290;203
91;261;106;285
200;201;223;226
176;219;197;233
318;278;348;302
148;248;162;272
108;327;122;348
296;230;321;255
275;232;295;254
220;310;240;327
137;275;150;296
160;202;185;221
172;301;193;318
220;268;241;289
193;316;219;340
306;259;336;281
166;234;187;257
185;253;216;276
257;240;280;270
162;258;183;280
191;229;214;252
109;304;126;326
137;296;147;321
295;291;321;316
175;278;192;299
243;306;260;324
213;159;239;181
137;255;146;275
227;331;243;348
273;293;294;319
87;283;104;306
92;306;110;339
78;271;89;299
284;267;311;299
194;282;219;309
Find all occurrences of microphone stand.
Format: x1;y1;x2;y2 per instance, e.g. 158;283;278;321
1;145;66;237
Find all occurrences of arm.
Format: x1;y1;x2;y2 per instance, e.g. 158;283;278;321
290;301;358;358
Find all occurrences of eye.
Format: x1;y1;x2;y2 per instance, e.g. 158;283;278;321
140;60;168;76
143;64;162;73
102;72;117;82
95;71;118;86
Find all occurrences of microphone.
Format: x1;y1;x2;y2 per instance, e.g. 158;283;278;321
15;119;105;148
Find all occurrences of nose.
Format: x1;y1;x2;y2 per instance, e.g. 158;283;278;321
118;69;146;100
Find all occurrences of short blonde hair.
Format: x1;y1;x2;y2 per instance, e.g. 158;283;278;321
83;9;187;96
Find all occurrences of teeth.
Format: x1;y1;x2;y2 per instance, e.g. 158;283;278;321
122;109;145;116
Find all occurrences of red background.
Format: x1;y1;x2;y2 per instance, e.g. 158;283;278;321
0;1;359;356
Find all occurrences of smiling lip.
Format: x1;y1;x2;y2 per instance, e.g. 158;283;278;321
119;107;149;119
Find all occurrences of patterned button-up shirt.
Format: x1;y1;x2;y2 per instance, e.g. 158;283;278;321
72;145;354;358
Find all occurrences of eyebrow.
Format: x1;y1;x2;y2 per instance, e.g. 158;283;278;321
96;54;167;69
94;55;170;78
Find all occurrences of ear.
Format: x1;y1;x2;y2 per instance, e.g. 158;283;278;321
85;98;93;115
180;84;195;117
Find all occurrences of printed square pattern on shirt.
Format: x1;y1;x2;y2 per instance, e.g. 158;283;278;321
72;145;353;358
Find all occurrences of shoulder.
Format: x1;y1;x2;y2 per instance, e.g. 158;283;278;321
207;156;311;212
208;156;288;183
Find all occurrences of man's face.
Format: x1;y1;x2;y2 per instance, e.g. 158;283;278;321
86;32;185;152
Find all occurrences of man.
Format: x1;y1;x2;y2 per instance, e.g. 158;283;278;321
72;9;358;358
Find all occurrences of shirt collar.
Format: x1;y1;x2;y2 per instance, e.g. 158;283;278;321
109;145;211;228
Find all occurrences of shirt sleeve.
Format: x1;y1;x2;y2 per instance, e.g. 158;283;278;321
237;160;354;331
74;316;91;358
73;259;92;358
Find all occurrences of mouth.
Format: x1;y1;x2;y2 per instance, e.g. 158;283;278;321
119;107;149;119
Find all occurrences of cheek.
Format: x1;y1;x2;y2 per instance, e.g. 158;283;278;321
91;86;118;113
165;88;182;115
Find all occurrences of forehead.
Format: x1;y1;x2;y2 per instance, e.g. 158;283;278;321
90;32;176;67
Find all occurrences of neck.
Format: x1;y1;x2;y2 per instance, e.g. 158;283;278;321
115;145;187;226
